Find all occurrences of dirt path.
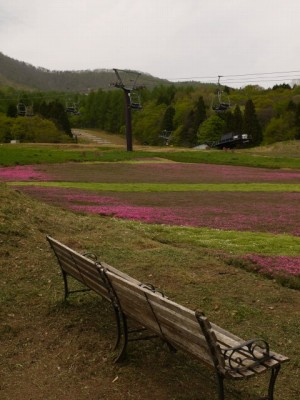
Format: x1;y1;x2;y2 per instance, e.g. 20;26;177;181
72;129;125;146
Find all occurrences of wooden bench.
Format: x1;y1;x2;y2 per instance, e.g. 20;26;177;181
47;236;289;400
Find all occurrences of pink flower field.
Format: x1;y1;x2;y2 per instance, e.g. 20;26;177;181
0;165;51;181
14;186;300;237
2;162;300;280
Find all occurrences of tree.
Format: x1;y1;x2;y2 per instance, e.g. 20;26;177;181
243;99;262;145
182;109;198;147
7;116;69;143
295;103;300;139
232;105;243;132
194;96;207;128
0;114;13;142
38;101;71;135
264;115;297;144
272;83;291;90
161;106;175;132
50;101;72;135
218;110;235;133
179;96;207;147
153;85;176;105
287;100;297;112
197;115;225;144
6;104;17;118
132;101;165;145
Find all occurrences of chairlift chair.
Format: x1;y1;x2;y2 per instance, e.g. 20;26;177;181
212;76;231;112
129;91;142;110
66;102;80;115
17;103;26;116
25;104;34;117
159;130;172;145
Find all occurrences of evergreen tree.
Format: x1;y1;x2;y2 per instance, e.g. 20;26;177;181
6;104;17;118
287;100;297;112
161;106;175;132
218;110;235;133
193;96;207;129
154;85;176;105
243;99;262;145
233;105;243;132
295;103;300;139
180;96;207;147
38;101;71;135
182;109;197;146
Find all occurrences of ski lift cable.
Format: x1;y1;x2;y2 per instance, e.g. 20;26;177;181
170;69;300;81
221;76;300;85
0;93;68;102
222;69;300;78
221;74;300;82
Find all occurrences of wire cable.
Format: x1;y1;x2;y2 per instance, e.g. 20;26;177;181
169;69;300;86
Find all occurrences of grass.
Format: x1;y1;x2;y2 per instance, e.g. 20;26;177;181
0;144;114;166
1;184;300;399
8;181;300;192
1;139;300;399
143;223;300;256
1;142;300;168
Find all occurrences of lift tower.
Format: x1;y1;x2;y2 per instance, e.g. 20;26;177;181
112;69;143;152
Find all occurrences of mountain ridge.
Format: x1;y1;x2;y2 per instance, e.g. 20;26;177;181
0;52;171;92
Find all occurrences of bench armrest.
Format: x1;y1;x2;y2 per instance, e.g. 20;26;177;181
82;252;99;261
222;338;271;372
139;283;166;297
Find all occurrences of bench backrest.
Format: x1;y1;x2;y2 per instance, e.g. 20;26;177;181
47;236;140;301
103;269;217;368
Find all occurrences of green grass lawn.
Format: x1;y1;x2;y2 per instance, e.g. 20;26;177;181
1;143;300;168
9;181;300;192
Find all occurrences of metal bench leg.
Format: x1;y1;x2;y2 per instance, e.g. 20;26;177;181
166;341;177;353
62;271;69;300
114;312;128;363
268;364;281;400
216;372;225;400
112;305;122;351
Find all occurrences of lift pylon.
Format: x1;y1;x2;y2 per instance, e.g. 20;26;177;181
111;69;144;151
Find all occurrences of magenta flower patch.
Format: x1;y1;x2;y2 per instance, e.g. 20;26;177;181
14;186;300;237
0;165;51;181
242;254;300;277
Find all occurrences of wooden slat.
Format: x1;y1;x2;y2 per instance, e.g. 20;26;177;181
106;271;213;357
47;236;110;299
48;236;139;283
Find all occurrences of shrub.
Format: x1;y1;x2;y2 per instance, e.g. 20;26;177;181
0;114;71;143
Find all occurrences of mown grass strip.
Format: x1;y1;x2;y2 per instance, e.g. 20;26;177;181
9;181;300;192
2;145;300;169
126;220;300;256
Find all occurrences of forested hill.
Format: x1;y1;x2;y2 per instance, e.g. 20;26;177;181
0;52;170;92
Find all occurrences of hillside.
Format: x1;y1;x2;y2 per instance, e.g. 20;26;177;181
1;177;299;399
0;52;170;92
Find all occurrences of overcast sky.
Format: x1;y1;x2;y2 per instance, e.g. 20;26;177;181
0;0;300;87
